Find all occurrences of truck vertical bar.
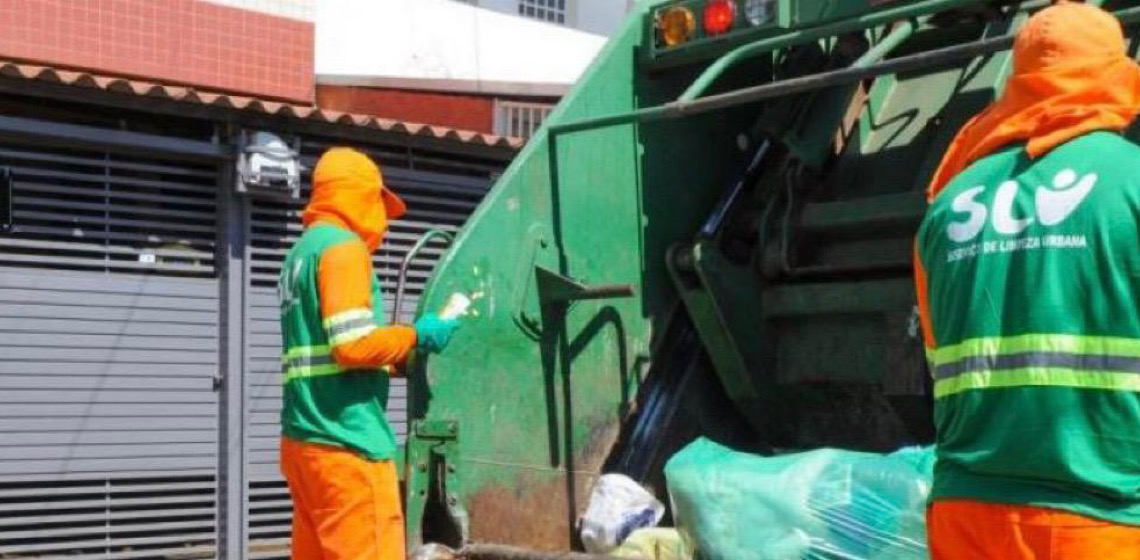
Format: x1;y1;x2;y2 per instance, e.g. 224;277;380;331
218;132;250;560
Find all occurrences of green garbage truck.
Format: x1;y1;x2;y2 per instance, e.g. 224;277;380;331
402;0;1140;555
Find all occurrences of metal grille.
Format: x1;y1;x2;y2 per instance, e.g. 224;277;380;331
494;100;554;139
246;478;291;560
518;0;566;24
245;141;493;557
0;142;218;277
0;473;217;559
0;116;223;558
0;270;220;479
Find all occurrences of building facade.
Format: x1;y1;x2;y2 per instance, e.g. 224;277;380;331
465;0;635;36
0;0;316;103
316;0;631;139
0;2;520;557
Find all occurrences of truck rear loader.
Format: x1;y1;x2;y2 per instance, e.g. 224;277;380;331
398;0;1140;555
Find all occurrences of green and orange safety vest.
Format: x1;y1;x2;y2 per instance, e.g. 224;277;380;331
278;224;397;460
916;131;1140;525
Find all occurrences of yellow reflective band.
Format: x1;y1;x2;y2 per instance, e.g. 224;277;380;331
322;308;374;330
328;324;377;346
284;344;331;360
934;367;1140;399
930;334;1140;367
284;365;391;382
285;363;343;382
281;344;391;383
323;308;377;346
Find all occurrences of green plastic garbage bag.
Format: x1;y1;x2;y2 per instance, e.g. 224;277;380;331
665;438;934;560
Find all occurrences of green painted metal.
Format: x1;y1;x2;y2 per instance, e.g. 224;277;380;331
675;0;959;101
553;0;1140;141
407;0;1140;551
647;0;978;68
407;5;673;548
666;241;771;429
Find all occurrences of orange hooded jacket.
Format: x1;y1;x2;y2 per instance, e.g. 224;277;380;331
926;1;1140;201
303;147;417;369
915;1;1140;351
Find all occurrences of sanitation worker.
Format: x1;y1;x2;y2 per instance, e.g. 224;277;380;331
277;147;459;560
913;2;1140;558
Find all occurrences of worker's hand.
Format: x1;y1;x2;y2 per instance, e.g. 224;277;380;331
414;314;461;353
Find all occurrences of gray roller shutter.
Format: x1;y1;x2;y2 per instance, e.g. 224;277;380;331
244;141;491;559
0;135;222;559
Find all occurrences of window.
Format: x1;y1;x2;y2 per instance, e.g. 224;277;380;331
494;100;555;140
518;0;567;24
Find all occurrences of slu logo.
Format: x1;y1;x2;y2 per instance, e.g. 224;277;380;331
947;168;1096;242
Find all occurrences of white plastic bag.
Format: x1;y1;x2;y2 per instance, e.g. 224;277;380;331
579;474;665;554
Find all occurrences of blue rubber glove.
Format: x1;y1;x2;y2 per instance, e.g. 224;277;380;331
414;313;461;353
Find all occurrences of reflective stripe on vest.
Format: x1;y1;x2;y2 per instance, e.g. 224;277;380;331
928;334;1140;398
322;308;378;346
282;344;389;383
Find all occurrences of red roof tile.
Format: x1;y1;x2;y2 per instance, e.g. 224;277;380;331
0;60;525;150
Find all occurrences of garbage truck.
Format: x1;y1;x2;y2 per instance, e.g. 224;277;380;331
401;0;1140;555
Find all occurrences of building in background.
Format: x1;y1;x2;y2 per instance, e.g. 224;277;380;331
461;0;636;36
0;1;518;558
0;0;317;103
317;0;633;139
0;0;637;139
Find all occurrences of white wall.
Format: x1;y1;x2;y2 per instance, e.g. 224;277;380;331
477;0;520;14
202;0;315;21
317;0;607;96
573;0;636;36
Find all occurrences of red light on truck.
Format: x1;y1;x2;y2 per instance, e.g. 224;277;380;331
704;0;737;36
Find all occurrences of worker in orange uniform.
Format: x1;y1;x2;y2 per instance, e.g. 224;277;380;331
277;147;460;560
914;2;1140;559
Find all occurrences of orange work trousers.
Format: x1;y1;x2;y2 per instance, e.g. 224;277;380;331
929;499;1140;560
279;437;405;560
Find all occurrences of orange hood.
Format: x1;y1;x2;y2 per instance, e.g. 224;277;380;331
928;2;1140;201
302;147;407;251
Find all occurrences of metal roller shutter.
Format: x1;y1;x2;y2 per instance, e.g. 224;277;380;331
244;141;492;559
0;135;222;559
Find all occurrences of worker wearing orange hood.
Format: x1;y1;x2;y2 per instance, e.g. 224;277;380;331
277;147;459;560
914;2;1140;558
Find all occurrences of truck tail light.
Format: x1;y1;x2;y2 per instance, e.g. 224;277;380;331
656;6;697;47
703;0;736;36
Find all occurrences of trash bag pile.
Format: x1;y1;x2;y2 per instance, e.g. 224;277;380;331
579;439;935;560
665;438;934;560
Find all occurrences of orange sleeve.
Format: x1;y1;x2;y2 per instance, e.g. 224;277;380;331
913;243;937;350
318;240;417;372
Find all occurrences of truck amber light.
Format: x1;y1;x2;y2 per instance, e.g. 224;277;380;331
703;0;736;36
656;6;696;47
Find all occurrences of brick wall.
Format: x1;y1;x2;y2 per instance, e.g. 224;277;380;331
0;0;314;103
316;85;497;134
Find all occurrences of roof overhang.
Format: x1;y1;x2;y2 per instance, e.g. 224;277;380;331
0;61;523;161
316;75;571;98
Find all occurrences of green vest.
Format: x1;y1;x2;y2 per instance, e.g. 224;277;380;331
278;224;397;460
916;131;1140;524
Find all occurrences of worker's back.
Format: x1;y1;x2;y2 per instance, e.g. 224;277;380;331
916;130;1140;524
